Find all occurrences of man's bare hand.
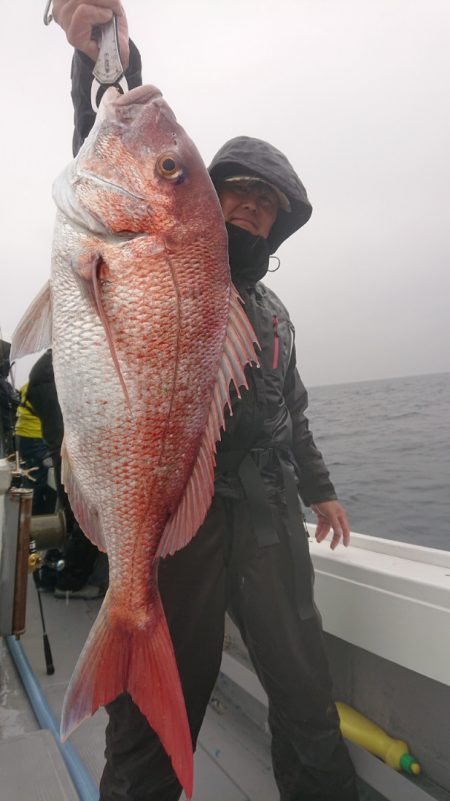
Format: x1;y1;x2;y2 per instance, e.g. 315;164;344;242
311;500;350;550
52;1;129;68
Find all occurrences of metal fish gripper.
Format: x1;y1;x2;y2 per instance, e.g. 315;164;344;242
91;16;129;111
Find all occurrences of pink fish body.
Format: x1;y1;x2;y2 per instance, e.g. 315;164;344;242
12;85;257;797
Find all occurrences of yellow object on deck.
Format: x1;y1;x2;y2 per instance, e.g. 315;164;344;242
336;702;421;775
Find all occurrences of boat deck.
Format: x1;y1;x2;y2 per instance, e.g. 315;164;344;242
1;577;389;800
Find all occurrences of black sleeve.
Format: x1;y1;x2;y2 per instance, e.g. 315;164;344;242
284;345;337;506
27;351;64;457
0;379;20;452
0;380;20;416
71;39;143;156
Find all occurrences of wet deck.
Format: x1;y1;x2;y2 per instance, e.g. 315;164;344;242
1;577;390;800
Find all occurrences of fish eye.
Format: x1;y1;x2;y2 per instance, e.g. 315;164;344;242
162;157;176;172
157;154;184;181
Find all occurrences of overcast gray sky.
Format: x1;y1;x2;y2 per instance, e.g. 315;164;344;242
1;0;449;387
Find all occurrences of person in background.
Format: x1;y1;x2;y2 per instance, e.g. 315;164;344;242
27;349;108;598
52;2;359;800
14;381;56;515
0;339;19;457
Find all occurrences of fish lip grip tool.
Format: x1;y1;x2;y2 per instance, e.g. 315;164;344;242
42;4;128;110
43;0;53;25
91;15;129;111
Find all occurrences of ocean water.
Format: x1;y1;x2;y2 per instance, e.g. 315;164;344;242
303;372;450;551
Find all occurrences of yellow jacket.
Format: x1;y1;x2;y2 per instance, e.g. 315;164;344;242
15;384;43;439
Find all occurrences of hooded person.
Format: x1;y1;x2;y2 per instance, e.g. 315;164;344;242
209;134;313;262
207;138;341;521
51;10;358;800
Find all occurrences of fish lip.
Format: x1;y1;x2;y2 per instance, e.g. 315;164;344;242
115;84;162;107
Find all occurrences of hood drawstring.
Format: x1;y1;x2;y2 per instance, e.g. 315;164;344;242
268;256;281;273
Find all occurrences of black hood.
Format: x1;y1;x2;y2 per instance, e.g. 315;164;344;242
208;136;312;255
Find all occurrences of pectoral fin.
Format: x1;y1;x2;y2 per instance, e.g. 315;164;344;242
79;253;130;409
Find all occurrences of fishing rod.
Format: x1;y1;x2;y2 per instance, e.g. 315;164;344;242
30;540;55;676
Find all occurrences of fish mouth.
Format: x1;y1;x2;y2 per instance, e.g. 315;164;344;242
115;84;162;107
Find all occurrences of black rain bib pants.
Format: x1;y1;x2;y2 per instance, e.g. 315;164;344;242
99;493;358;801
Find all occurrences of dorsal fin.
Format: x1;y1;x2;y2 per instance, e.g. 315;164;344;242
156;284;259;559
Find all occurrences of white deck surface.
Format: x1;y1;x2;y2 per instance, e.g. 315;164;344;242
0;575;391;801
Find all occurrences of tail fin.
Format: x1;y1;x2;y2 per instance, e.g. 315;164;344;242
60;593;193;798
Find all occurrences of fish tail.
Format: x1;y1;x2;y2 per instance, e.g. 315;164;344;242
128;600;194;798
60;593;193;798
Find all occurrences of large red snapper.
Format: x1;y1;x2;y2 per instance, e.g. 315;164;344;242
12;84;257;797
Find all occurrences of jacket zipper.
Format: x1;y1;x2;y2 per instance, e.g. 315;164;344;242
272;315;280;369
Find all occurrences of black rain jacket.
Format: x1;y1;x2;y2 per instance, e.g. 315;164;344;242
27;350;64;458
69;41;336;509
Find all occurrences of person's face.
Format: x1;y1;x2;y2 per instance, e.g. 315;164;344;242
218;180;279;239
